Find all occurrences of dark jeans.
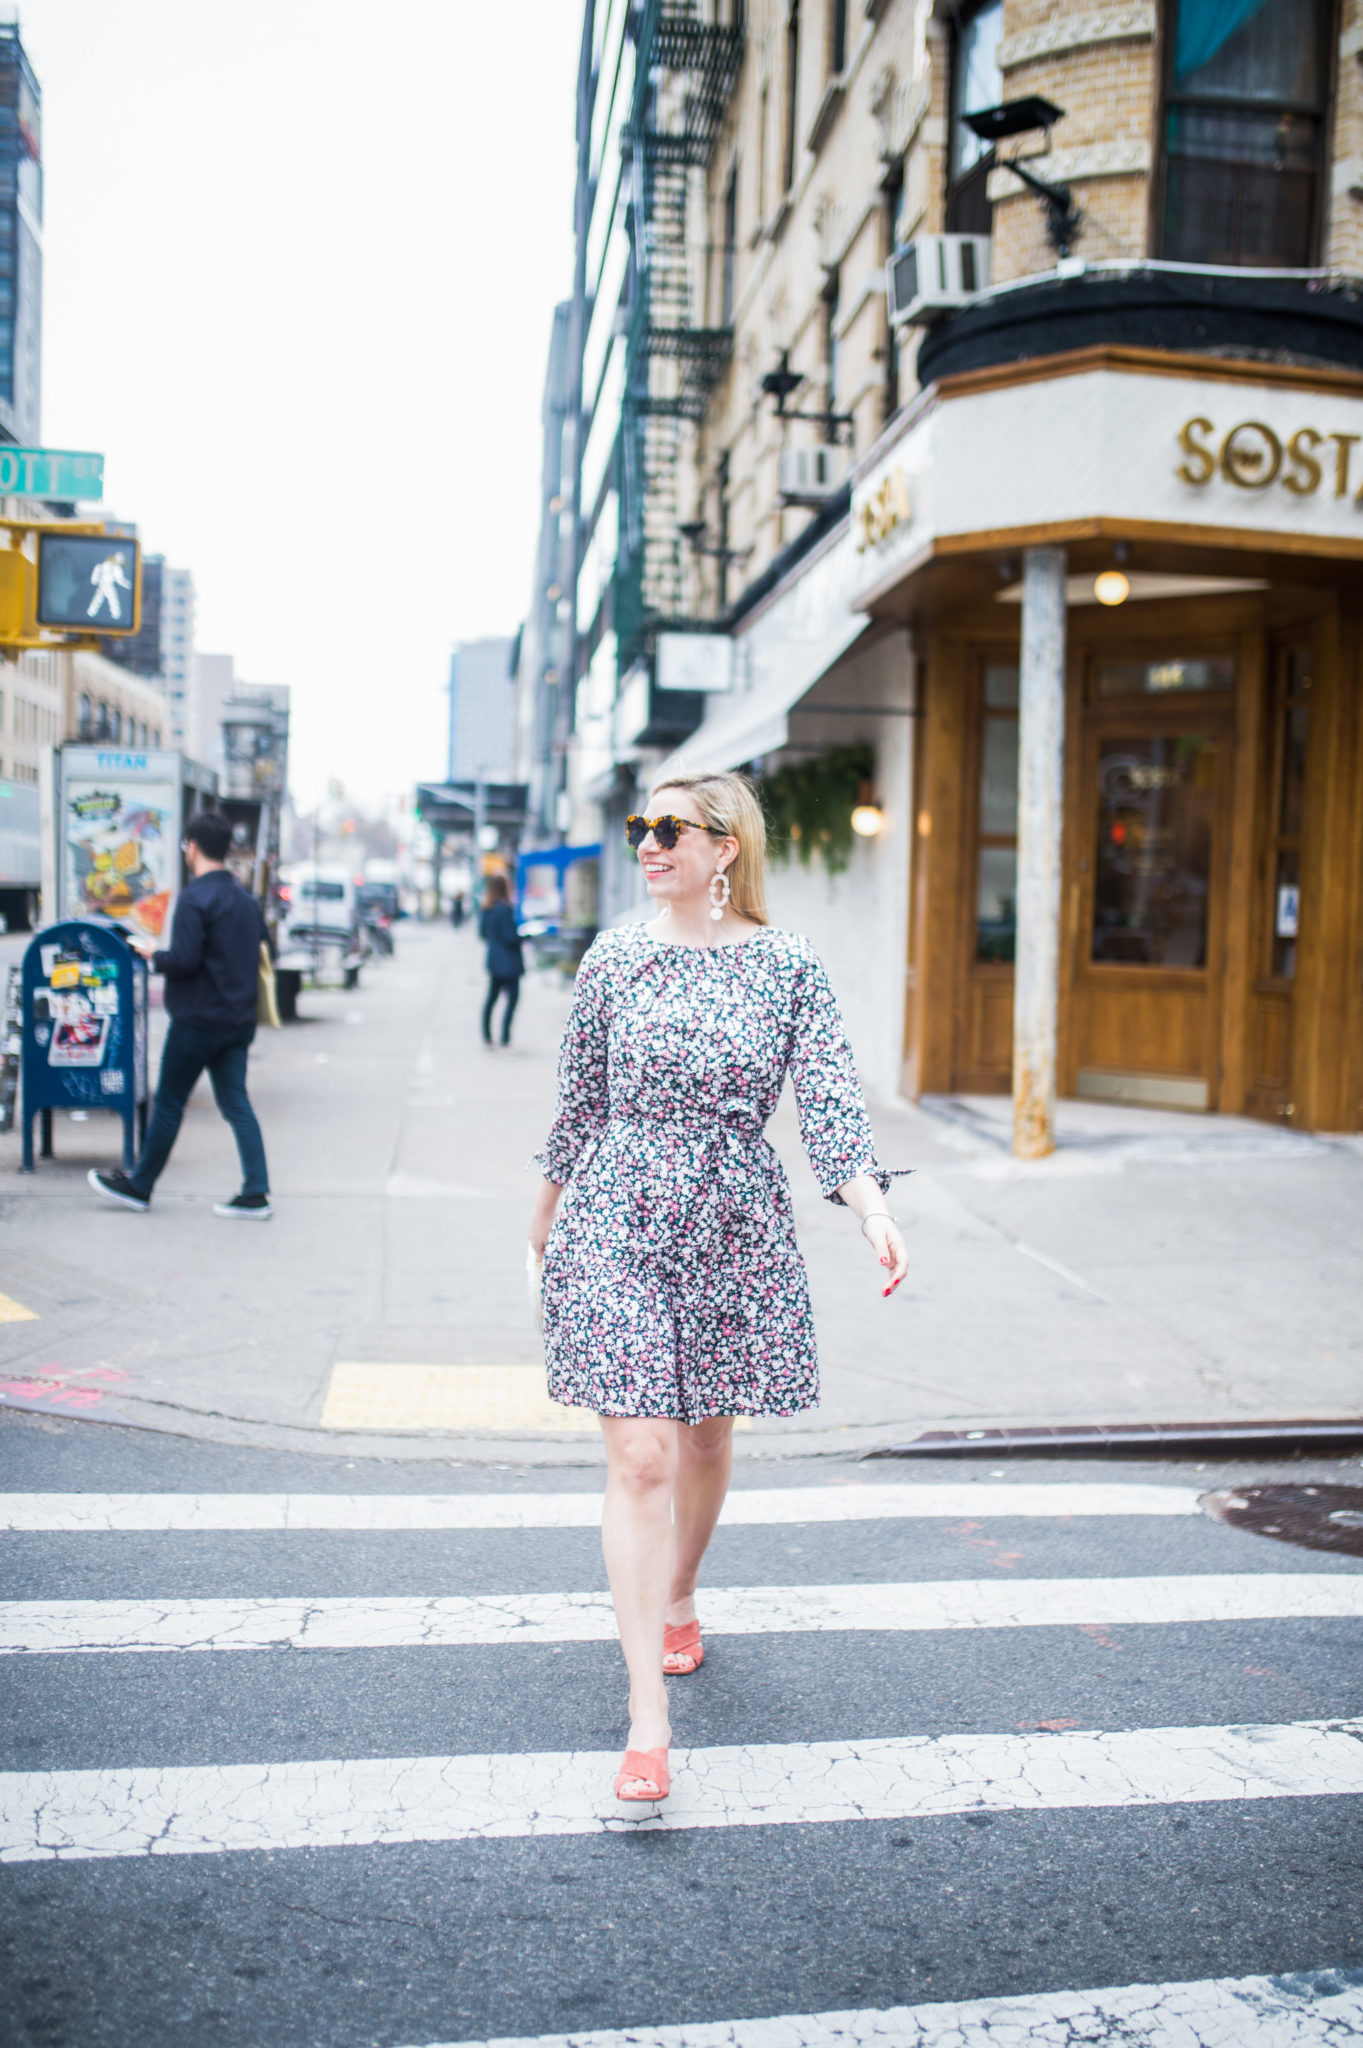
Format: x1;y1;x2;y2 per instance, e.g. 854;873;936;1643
130;1021;269;1198
482;975;520;1045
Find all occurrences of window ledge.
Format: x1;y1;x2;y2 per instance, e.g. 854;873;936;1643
807;78;847;157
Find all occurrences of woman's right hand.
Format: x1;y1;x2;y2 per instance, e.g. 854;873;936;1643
529;1176;563;1258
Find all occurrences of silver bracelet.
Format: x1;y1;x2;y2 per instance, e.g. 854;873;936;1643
859;1211;898;1240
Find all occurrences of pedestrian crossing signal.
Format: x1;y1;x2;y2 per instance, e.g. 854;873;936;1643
36;532;142;636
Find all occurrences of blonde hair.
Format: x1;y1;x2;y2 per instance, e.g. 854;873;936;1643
651;770;769;926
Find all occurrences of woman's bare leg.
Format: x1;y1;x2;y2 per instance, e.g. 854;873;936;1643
599;1416;677;1788
667;1415;734;1629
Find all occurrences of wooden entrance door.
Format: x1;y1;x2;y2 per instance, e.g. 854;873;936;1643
1067;665;1236;1110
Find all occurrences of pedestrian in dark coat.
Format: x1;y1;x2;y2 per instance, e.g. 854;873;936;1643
88;812;273;1219
478;873;523;1047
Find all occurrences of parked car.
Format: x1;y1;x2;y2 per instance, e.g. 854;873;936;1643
356;881;398;956
277;863;368;997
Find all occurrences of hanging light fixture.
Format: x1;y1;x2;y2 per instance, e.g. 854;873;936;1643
851;779;884;837
1094;569;1130;606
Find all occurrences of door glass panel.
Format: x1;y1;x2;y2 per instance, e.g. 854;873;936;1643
1266;645;1309;979
983;662;1019;708
976;846;1016;964
1277;702;1308;837
1095;655;1234;697
1092;734;1218;967
1272;846;1299;978
979;717;1018;835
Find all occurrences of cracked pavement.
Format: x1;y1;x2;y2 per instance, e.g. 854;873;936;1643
5;1716;1363;1865
2;1413;1360;2043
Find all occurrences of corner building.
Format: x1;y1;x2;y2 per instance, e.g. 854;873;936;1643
556;0;1363;1133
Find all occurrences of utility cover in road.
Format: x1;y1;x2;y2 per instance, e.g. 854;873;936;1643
0;448;103;499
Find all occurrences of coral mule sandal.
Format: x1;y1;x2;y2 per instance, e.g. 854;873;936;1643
614;1748;670;1802
663;1619;703;1674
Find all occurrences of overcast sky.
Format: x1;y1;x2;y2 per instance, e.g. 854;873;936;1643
19;0;581;808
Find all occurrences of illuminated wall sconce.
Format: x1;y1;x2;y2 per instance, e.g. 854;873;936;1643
1094;570;1130;606
851;780;884;837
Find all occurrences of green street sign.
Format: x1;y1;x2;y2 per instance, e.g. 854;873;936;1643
0;447;104;499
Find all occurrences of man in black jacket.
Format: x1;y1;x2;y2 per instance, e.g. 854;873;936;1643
89;812;273;1219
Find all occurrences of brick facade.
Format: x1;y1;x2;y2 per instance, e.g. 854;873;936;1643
681;0;1363;600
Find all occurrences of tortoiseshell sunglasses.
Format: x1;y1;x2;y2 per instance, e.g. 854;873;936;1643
625;813;729;850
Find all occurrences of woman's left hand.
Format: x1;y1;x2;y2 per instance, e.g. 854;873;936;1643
862;1213;909;1297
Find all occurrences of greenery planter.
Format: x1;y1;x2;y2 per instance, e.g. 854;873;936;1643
759;744;875;877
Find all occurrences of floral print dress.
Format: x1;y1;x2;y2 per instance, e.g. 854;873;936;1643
536;922;900;1424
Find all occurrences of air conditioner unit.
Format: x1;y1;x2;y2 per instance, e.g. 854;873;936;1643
780;444;845;505
887;233;991;327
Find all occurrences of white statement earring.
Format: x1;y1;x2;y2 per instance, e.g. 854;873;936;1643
709;862;731;922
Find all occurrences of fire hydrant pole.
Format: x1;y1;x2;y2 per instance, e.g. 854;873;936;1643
1013;546;1067;1160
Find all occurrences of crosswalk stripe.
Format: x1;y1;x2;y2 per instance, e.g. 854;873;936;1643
5;1572;1360;1654
3;1716;1360;1864
396;1966;1363;2048
0;1481;1204;1532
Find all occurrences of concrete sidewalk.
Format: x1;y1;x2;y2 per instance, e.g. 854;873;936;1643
1;920;1359;1462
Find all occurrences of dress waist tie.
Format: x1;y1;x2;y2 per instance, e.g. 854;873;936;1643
608;1102;772;1247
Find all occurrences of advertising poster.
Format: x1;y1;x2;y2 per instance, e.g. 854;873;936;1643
63;778;177;937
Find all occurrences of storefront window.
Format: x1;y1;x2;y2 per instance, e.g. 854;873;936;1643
1267;647;1309;977
1095;655;1234;697
1160;0;1329;266
1092;734;1218;967
975;661;1018;963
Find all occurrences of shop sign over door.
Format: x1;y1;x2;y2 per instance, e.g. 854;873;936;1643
1175;415;1363;505
847;359;1363;594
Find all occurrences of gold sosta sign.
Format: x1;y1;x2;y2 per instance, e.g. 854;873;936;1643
1177;416;1363;503
853;467;911;551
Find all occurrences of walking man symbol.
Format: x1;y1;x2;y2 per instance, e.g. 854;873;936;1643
86;550;132;621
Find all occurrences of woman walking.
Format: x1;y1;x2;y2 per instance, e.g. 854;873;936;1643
529;771;908;1805
478;874;524;1047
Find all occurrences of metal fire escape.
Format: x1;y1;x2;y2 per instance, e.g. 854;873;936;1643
617;0;744;672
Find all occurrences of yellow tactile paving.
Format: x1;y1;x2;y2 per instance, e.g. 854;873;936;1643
320;1363;599;1433
0;1293;38;1323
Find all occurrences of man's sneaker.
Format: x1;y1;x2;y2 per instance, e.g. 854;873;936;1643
88;1168;149;1212
213;1193;273;1221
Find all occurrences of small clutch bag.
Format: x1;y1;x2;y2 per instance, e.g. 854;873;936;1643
526;1242;544;1332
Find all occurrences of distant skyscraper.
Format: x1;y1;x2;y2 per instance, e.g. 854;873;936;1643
105;553;164;680
190;652;235;770
448;636;516;781
160;567;196;746
0;23;41;445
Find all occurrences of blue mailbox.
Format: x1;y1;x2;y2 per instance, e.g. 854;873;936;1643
21;920;149;1172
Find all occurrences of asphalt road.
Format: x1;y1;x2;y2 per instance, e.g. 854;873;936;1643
1;1408;1361;2048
